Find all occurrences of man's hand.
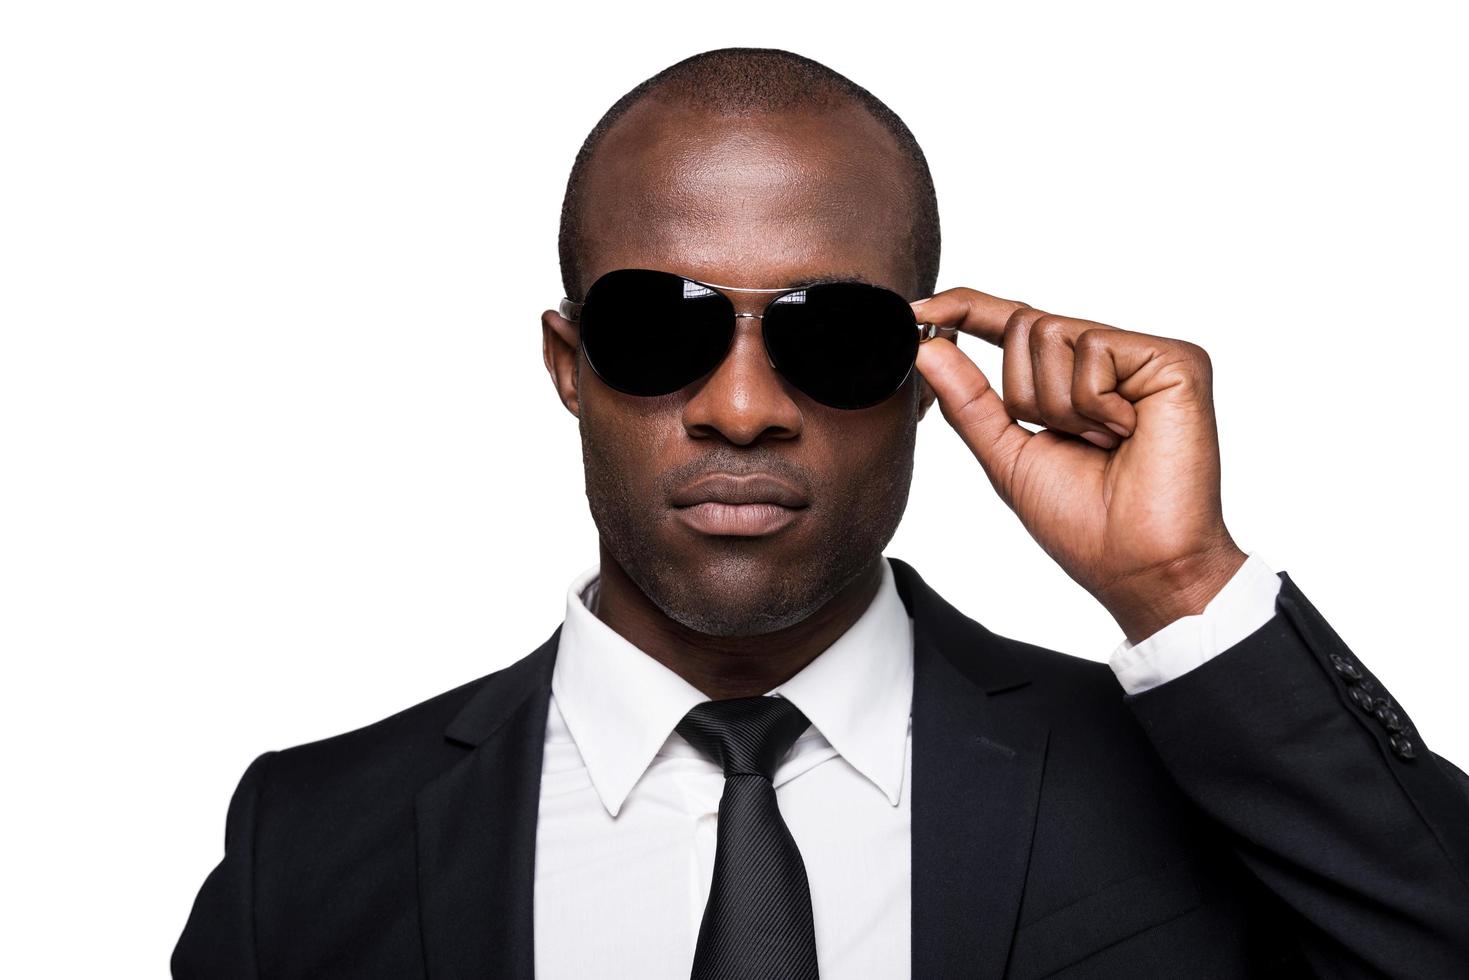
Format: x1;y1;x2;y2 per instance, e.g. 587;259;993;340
912;288;1248;644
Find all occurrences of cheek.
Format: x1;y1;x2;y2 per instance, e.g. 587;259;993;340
579;393;684;490
807;404;917;506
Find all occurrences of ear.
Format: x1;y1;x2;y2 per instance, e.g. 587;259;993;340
542;308;582;418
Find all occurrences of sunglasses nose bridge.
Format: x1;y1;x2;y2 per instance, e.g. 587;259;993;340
728;310;777;370
728;312;787;373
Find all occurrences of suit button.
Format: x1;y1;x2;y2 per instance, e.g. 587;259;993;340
1330;654;1363;682
1374;705;1405;732
1389;733;1416;760
1349;687;1376;712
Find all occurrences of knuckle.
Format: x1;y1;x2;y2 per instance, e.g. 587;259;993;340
1028;316;1068;354
1004;392;1038;425
1035;388;1073;426
953;373;996;418
1004;305;1042;340
1172;340;1212;382
1174;338;1207;361
1075;328;1111;355
1009;305;1041;325
1033;314;1067;337
1070;378;1102;409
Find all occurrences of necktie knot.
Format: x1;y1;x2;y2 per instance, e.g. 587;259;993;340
675;695;812;780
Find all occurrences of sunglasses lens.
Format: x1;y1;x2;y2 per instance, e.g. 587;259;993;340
764;283;919;410
579;269;735;397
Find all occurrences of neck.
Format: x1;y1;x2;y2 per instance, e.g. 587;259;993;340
591;541;884;701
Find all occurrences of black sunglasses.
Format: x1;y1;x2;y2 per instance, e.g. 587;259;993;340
558;268;955;410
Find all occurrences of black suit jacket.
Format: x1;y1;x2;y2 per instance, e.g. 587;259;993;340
174;558;1469;978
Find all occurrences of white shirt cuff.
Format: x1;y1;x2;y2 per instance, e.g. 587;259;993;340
1108;551;1282;695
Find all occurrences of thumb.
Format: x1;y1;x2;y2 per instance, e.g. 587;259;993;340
915;337;1031;500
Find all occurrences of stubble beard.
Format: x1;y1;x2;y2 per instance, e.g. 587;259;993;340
577;399;917;638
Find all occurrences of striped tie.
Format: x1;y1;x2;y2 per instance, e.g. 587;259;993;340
675;695;820;980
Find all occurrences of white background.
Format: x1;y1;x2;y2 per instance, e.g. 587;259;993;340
3;1;1466;974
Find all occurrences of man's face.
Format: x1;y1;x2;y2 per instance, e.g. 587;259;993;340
544;99;936;636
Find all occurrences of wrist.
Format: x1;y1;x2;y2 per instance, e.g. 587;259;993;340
1103;544;1249;645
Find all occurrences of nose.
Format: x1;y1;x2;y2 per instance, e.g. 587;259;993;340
681;306;803;445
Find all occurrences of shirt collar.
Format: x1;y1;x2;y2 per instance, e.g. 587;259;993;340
551;555;914;818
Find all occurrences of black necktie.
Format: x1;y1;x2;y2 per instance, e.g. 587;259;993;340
675;695;820;980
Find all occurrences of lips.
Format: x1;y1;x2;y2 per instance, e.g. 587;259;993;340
670;473;809;537
669;473;810;508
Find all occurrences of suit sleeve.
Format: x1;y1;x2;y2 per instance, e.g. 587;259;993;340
1124;571;1469;978
171;750;276;979
1109;551;1282;693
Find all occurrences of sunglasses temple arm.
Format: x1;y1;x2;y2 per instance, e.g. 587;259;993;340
558;298;582;322
918;322;959;343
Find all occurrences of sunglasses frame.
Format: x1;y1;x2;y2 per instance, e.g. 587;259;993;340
558;269;954;341
556;269;958;409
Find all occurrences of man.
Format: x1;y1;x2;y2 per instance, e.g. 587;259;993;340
173;47;1469;978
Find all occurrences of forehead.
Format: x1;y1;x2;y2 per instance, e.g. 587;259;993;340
577;100;916;293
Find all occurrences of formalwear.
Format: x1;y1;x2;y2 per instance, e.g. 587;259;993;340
173;556;1469;977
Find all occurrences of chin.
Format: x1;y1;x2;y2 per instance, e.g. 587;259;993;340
644;549;836;638
655;591;819;638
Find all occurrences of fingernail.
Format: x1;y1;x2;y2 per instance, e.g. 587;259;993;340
1106;422;1130;438
1081;430;1118;450
910;297;932;307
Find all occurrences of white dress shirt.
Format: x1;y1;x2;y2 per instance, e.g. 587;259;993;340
533;551;1282;978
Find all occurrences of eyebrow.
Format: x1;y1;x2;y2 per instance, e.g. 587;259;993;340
694;271;879;292
786;272;875;288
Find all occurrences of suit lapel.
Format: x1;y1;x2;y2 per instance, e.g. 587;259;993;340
414;559;1046;979
415;627;559;980
892;558;1050;980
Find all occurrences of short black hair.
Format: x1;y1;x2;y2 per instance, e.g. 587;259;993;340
557;47;941;303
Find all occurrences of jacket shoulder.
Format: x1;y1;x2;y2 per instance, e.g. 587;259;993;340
267;670;490;786
889;555;1118;694
937;607;1130;718
261;629;558;809
992;632;1126;707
